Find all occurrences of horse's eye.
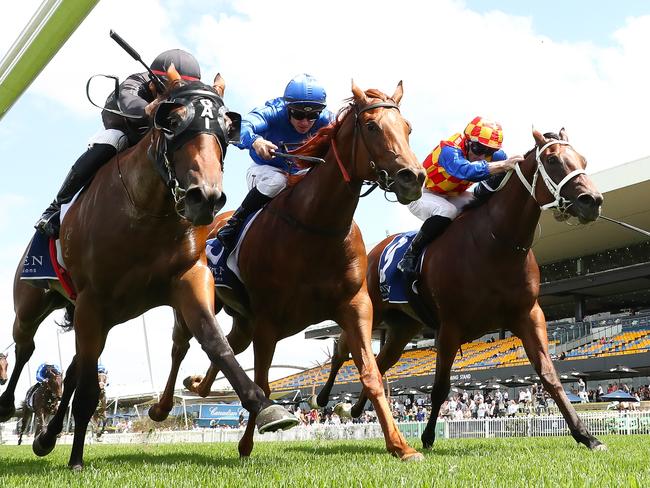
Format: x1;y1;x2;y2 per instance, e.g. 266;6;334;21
547;155;560;165
366;121;380;132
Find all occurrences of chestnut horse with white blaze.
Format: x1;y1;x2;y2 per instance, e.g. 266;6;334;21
0;67;296;470
151;81;427;461
317;129;606;451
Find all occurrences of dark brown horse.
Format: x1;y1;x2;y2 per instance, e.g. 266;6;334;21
0;353;7;385
316;129;607;451
0;67;296;470
18;365;62;445
150;81;427;461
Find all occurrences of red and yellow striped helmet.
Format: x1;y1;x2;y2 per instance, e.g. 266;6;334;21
464;116;503;150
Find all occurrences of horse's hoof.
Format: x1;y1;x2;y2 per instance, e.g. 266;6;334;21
307;394;320;410
350;404;364;419
402;452;425;462
68;463;84;472
182;375;203;393
148;404;170;422
0;402;15;422
32;432;56;457
256;405;299;434
592;442;607;451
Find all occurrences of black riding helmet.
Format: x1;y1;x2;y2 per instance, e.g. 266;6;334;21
151;49;201;81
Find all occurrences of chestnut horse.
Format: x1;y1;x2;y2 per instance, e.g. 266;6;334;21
316;129;606;451
0;68;295;470
0;353;7;386
18;365;62;445
151;81;427;461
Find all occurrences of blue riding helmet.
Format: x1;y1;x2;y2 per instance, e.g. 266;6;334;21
97;364;108;374
283;74;326;111
36;362;62;382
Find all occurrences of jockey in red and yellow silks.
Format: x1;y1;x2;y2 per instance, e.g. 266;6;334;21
397;116;524;280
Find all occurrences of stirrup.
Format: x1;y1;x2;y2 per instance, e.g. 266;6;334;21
35;212;61;238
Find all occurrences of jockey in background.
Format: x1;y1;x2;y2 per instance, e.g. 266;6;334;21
35;362;62;383
217;73;334;251
397;116;524;281
35;49;202;238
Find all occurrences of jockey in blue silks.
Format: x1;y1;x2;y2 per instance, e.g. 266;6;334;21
35;362;62;382
217;74;334;251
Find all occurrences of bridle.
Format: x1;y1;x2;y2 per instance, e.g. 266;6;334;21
481;139;586;216
330;100;402;196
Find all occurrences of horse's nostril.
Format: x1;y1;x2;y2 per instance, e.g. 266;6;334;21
577;193;600;208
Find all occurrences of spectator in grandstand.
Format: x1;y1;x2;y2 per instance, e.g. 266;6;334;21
416;406;426;422
596;384;604;401
507;400;518;417
477;398;488;419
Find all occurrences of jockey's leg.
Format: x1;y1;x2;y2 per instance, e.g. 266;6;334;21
35;129;126;237
397;215;451;280
217;165;285;251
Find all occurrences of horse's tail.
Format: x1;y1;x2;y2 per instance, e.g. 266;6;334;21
56;304;75;332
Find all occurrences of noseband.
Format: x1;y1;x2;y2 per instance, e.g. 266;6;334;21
331;101;401;193
481;139;586;216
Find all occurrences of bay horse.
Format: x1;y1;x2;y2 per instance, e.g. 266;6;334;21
90;370;108;440
150;81;427;461
18;365;62;445
316;129;607;451
0;353;7;385
0;67;296;470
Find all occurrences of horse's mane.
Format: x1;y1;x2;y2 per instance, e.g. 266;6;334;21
463;131;561;211
289;89;394;170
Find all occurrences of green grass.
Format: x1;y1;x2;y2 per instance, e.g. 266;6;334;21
0;435;649;487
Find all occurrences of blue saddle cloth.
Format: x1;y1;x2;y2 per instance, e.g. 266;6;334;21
206;238;239;289
378;231;421;303
20;231;57;281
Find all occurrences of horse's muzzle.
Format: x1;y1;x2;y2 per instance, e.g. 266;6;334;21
393;168;425;204
572;192;603;223
0;378;7;386
184;185;227;225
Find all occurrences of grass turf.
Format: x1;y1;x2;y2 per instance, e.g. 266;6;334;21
0;435;648;487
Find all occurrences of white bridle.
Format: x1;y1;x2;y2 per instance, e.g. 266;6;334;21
481;139;586;213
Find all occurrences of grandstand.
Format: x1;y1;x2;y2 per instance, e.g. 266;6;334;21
275;157;650;398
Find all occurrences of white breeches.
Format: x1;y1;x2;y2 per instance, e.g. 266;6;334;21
87;128;128;152
246;164;308;197
407;189;475;221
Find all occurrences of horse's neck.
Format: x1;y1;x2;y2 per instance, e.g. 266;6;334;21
486;154;542;251
119;133;177;221
287;123;362;233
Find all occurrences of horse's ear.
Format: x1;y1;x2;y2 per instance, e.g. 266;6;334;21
391;80;403;105
213;73;225;97
559;127;569;142
166;63;182;88
532;126;546;146
351;79;369;105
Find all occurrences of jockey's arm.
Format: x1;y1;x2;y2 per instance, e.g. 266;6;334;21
439;145;490;181
116;73;153;120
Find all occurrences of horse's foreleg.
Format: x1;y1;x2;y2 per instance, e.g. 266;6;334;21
238;325;277;458
149;311;192;422
34;356;78;456
174;268;296;434
316;334;350;408
67;303;107;471
17;408;29;445
421;325;458;449
352;317;421;418
337;287;422;462
516;304;605;451
195;317;253;398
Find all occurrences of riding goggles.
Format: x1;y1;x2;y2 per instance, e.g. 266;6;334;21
289;109;321;121
469;141;498;157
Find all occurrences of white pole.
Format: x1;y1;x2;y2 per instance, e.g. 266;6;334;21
141;314;158;400
183;397;188;429
56;330;64;372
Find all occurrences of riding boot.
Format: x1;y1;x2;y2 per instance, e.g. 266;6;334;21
397;215;452;282
35;143;117;238
217;187;272;251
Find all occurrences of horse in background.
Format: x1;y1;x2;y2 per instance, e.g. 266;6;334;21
150;81;427;461
90;370;108;440
316;129;606;451
0;67;295;471
18;365;62;445
0;353;7;386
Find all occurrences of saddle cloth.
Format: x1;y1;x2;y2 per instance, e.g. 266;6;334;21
378;231;426;303
206;210;262;289
19;231;76;299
